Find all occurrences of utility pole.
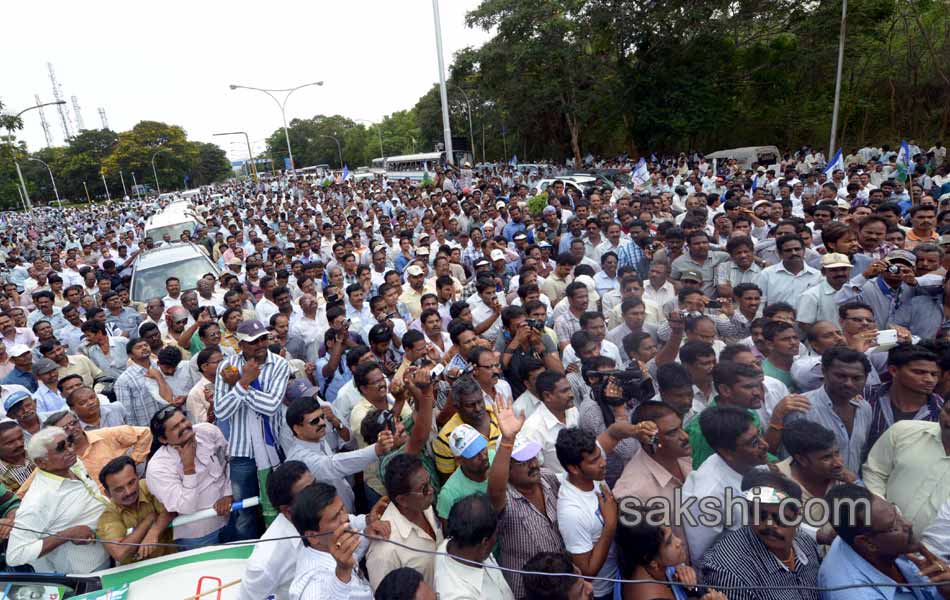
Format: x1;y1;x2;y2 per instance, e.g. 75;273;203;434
828;0;847;158
432;0;454;165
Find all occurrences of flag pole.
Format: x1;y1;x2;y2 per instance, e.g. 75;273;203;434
828;0;847;158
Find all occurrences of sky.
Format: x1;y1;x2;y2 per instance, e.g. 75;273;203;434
1;0;492;161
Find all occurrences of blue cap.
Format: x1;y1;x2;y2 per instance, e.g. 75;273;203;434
3;391;31;413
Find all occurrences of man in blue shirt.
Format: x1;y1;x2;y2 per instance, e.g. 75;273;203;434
501;205;527;242
819;483;950;599
1;345;37;393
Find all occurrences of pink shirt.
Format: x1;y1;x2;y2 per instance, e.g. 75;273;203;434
145;423;231;540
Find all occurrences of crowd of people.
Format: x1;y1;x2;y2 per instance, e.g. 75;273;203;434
0;143;948;600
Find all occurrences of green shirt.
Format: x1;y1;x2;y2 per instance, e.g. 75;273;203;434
762;358;797;392
686;400;775;469
435;450;495;519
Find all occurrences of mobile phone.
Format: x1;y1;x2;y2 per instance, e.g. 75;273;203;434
876;329;898;346
706;300;722;309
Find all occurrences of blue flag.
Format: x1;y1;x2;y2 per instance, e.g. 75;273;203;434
509;155;518;166
823;149;844;177
342;164;350;181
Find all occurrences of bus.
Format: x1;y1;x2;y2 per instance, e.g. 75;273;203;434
295;164;331;179
383;152;445;181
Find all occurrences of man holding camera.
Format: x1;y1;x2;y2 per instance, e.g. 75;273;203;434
834;249;921;330
495;306;562;400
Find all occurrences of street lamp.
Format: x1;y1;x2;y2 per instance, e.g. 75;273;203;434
355;119;385;159
213;131;258;181
229;81;324;177
27;157;62;209
5;100;66;211
320;135;344;168
455;87;476;164
151;150;164;194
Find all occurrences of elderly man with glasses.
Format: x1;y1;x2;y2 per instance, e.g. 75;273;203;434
6;426;111;574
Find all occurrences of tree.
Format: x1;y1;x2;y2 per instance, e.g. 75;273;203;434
102;121;196;193
189;142;232;186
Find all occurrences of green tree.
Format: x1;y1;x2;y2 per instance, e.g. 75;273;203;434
102;121;195;193
189;142;232;186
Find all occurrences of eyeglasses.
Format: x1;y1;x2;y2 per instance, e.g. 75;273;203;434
845;316;875;324
477;363;500;370
307;415;325;427
408;480;433;496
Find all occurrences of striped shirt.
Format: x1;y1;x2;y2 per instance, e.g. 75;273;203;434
214;350;290;459
701;526;821;600
0;458;34;492
863;382;944;462
114;363;170;427
497;470;564;599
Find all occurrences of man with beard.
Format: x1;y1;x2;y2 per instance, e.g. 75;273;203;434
798;253;855;333
820;484;950;599
701;470;821;600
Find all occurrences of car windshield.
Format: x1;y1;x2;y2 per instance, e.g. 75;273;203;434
146;221;195;243
131;256;213;302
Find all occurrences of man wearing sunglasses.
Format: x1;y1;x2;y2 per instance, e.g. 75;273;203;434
701;470;821;599
7;426;110;574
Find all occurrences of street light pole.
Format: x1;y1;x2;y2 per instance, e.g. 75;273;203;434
119;171;128;198
355;119;385;159
6;100;66;211
456;88;476;164
131;172;141;199
27;157;62;209
229;81;324;177
320;135;344;168
213;131;258;181
101;172;111;201
432;0;454;165
151;150;163;194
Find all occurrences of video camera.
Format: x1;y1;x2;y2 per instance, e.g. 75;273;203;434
583;362;655;406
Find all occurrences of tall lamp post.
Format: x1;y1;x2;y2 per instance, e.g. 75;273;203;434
213;131;258;181
27;157;62;209
229;81;324;176
151;150;164;194
355;119;384;160
455;87;476;164
5;100;66;211
432;0;454;165
321;135;343;168
828;0;847;158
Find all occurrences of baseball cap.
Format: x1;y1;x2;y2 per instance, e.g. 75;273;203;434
474;258;490;269
406;265;424;277
285;378;320;403
885;249;916;267
513;232;528;241
537;241;552;249
3;391;31;413
226;256;243;266
752;200;771;210
495;201;506;209
449;424;488;459
32;358;58;376
678;269;703;283
416;246;430;256
511;438;542;462
542;206;557;215
235;320;269;342
820;253;852;269
490;249;506;262
8;344;30;358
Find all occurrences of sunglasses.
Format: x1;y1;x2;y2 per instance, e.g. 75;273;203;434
307;415;325;427
53;434;76;454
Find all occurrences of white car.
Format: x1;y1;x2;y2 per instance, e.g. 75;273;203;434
130;242;219;303
530;175;598;196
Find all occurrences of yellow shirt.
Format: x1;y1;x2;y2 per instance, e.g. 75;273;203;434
349;397;413;495
399;287;426;321
96;480;175;565
57;354;104;388
432;408;501;476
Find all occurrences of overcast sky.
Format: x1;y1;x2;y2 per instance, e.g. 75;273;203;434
2;0;491;161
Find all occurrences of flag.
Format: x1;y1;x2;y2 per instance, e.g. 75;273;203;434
650;153;658;163
421;170;433;188
509;154;518;167
751;175;758;192
342;164;350;181
823;149;844;177
897;140;912;182
71;584;130;600
631;158;649;187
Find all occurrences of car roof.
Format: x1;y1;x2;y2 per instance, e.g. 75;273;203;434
133;242;212;271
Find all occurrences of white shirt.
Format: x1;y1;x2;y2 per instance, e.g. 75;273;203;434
519;404;580;474
561;339;624;369
558;478;618;598
238;513;300;600
433;539;515;600
255;297;279;325
468;293;506;343
757;262;822;311
512;390;542;419
290;523;372;600
923;498;950;560
7;460;111;574
681;453;745;565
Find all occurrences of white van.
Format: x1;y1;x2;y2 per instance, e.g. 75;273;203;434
705;146;781;171
144;211;199;244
